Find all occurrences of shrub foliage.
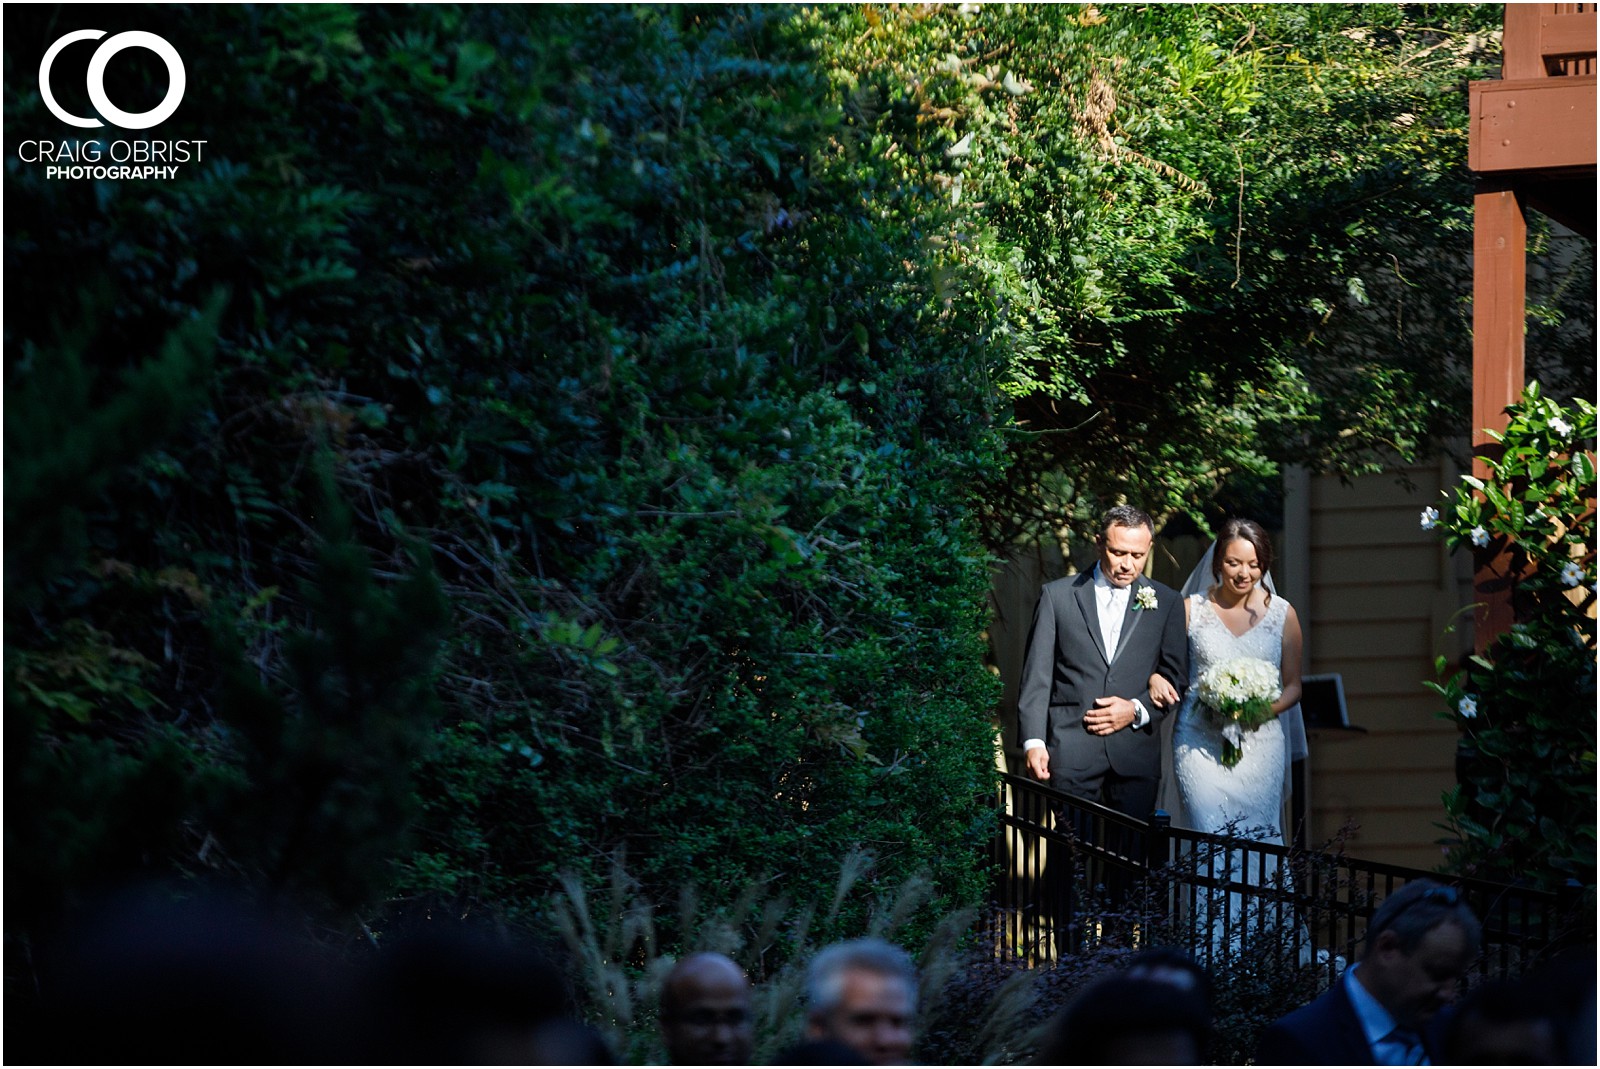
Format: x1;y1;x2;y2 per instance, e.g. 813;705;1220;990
1427;384;1597;895
5;4;1003;951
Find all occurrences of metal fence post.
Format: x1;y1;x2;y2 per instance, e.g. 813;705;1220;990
1145;808;1172;931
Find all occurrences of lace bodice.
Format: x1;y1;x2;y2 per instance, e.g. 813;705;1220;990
1174;588;1291;836
1184;591;1288;686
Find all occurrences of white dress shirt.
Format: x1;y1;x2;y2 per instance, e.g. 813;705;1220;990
1345;963;1429;1065
1095;566;1131;658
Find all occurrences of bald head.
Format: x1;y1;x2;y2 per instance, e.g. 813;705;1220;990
660;953;753;1065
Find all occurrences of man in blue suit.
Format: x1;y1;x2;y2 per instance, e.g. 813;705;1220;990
1257;879;1481;1065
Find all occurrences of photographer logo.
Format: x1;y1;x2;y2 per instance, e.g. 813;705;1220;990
22;29;205;180
40;29;185;130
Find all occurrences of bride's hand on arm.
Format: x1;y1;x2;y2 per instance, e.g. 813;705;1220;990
1273;605;1304;715
1152;601;1190;710
1147;597;1190;709
1148;672;1180;709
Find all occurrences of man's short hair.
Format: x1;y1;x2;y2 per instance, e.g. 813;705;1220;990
1124;946;1214;1009
659;952;747;1019
805;939;917;1018
1364;879;1482;958
1097;504;1154;541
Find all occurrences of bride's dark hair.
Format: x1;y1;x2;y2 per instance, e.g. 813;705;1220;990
1210;518;1273;601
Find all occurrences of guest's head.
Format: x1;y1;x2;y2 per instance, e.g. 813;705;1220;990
1035;971;1210;1065
1358;880;1481;1032
1440;978;1558;1064
804;938;917;1065
21;882;354;1064
363;918;608;1064
1124;946;1213;1011
659;952;753;1065
1095;505;1155;588
1515;948;1597;1065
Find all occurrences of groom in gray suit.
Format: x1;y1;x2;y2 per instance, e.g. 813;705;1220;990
1018;504;1188;821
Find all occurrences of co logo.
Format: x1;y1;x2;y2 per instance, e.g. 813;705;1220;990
39;30;185;130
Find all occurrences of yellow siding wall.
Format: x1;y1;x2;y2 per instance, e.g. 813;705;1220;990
1302;460;1475;870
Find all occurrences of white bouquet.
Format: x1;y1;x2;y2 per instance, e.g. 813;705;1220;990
1196;656;1282;768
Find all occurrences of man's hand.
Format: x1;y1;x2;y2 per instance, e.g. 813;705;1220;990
1083;696;1136;736
1025;746;1051;781
1148;673;1180;709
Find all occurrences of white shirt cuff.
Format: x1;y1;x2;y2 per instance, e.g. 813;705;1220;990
1023;738;1046;751
1131;700;1149;730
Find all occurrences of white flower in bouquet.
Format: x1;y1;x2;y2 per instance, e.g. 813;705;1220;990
1196;656;1282;768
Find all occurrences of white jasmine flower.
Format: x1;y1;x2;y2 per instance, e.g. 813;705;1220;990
1135;586;1159;611
1457;695;1478;719
1550;416;1572;437
1470;526;1490;547
1561;561;1584;587
1420;507;1440;530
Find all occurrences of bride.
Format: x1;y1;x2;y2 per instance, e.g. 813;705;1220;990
1150;518;1306;957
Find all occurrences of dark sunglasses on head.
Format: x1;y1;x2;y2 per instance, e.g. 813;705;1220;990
1372;885;1461;938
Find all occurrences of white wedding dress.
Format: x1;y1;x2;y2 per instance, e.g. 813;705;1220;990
1172;590;1294;962
1173;591;1289;837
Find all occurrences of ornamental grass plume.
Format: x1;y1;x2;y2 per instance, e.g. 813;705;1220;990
545;846;1048;1063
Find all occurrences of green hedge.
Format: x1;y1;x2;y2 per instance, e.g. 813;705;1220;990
5;4;1005;950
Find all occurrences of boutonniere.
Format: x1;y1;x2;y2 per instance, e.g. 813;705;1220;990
1134;586;1158;611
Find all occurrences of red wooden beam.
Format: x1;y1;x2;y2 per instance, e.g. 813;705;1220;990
1471;182;1527;459
1470;183;1527;649
1469;76;1599;172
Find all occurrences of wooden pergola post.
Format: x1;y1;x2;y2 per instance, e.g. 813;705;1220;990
1467;3;1596;651
1470;182;1526;474
1468;182;1526;645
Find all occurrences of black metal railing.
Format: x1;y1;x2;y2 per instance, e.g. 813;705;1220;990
990;773;1581;980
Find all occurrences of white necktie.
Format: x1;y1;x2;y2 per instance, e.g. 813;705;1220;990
1101;584;1127;657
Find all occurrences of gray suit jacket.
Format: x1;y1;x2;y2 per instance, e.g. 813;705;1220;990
1017;570;1187;785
